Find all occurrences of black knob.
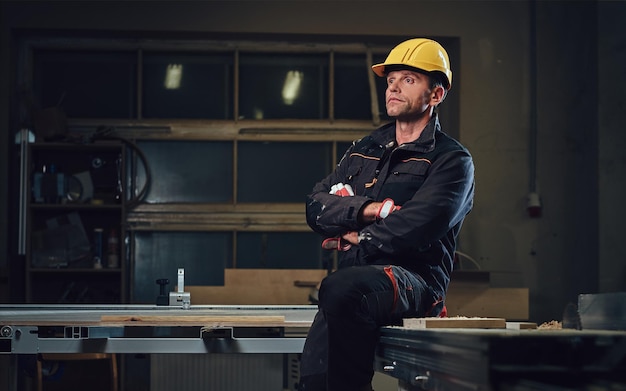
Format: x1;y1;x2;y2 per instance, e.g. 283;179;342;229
156;278;169;295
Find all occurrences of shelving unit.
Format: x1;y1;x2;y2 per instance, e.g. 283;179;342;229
25;142;127;303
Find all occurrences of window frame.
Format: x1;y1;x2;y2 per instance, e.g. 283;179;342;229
15;33;460;271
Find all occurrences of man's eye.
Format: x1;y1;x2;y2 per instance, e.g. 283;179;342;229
404;77;414;84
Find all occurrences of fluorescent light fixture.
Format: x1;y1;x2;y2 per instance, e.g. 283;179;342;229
164;64;183;89
282;70;303;105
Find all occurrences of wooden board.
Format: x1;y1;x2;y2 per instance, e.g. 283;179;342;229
100;315;286;326
188;269;327;305
403;317;506;329
446;286;529;320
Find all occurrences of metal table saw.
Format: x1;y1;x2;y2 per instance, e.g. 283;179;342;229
0;304;316;355
1;304;318;391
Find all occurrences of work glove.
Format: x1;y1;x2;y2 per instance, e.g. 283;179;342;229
321;237;352;251
376;198;401;219
329;183;354;197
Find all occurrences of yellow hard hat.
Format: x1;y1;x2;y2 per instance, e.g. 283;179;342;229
372;38;452;90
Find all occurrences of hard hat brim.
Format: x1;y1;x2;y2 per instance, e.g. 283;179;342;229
371;63;451;90
371;62;386;77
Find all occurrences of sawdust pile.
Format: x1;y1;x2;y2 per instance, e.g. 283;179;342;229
538;320;562;329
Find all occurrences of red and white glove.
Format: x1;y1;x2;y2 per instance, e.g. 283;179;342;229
329;183;354;197
321;237;352;251
376;198;401;219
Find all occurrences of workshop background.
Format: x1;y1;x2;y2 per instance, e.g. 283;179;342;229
1;0;625;334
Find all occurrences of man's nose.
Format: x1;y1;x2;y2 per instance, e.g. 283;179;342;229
387;81;399;92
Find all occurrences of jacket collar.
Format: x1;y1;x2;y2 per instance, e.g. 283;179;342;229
372;114;440;153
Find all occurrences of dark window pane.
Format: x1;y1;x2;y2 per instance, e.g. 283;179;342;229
237;232;329;269
131;231;231;303
239;53;328;120
334;53;372;120
237;141;333;202
135;140;233;203
33;50;136;118
142;52;233;119
372;53;392;122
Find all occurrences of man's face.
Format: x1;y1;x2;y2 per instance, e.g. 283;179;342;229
385;70;433;120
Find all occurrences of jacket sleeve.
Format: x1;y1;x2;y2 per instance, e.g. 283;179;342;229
305;144;372;237
357;148;474;261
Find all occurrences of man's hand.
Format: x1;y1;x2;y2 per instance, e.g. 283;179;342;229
359;198;402;223
341;231;359;245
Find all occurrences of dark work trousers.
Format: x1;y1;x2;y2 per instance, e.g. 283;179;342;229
299;265;434;391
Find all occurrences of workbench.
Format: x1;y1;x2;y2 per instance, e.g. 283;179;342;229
375;325;626;390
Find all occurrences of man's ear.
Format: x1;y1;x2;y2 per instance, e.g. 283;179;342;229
431;86;446;105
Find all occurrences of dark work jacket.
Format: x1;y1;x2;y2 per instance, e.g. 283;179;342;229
305;115;475;302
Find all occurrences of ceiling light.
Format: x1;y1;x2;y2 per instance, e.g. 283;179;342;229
164;64;183;89
282;70;303;105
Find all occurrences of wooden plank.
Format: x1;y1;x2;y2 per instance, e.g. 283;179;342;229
188;269;327;305
450;270;490;285
446;286;529;320
403;317;506;329
224;269;326;285
100;315;285;326
188;285;312;305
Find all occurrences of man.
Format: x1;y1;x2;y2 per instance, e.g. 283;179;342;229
298;38;475;391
